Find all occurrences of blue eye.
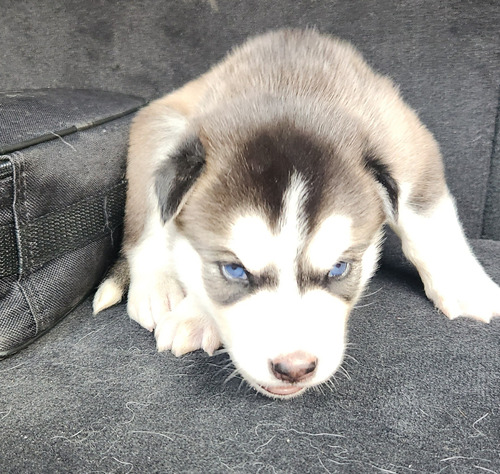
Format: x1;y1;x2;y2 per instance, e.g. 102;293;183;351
221;263;248;281
328;261;349;278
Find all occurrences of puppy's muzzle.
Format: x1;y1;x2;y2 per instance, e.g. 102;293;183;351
270;351;318;384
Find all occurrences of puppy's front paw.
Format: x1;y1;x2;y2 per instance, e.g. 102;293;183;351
428;275;500;323
155;297;221;356
127;277;185;332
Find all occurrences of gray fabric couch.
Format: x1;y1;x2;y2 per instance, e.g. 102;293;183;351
1;1;499;472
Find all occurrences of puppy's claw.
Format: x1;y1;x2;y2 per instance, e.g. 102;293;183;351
155;316;176;352
202;328;222;356
127;293;161;332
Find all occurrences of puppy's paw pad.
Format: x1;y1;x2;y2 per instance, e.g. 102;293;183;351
93;279;124;314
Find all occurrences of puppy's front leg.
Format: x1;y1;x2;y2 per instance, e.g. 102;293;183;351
394;186;500;322
126;219;185;331
110;77;208;331
155;294;221;356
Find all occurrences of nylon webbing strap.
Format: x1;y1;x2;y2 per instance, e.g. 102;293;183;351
1;181;126;277
0;225;17;278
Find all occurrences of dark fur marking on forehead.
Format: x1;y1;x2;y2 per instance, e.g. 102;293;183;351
180;120;386;258
363;153;399;218
241;126;332;226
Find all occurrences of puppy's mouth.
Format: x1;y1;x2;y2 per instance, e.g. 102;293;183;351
259;384;306;397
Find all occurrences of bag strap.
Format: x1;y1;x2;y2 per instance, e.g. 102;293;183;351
0;225;17;278
1;180;126;278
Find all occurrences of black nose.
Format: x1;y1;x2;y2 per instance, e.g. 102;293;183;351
270;351;318;383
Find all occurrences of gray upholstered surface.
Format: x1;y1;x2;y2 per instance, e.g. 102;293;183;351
1;239;500;473
1;0;499;237
483;93;500;240
1;2;499;473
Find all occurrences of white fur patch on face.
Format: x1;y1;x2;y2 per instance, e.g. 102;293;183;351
228;173;308;276
172;232;206;298
306;215;353;271
216;175;354;395
228;215;275;273
360;230;383;289
217;288;349;390
279;173;309;257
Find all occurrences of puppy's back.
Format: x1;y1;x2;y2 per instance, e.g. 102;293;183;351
199;29;391;116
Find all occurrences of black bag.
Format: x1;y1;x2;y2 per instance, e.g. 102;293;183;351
0;89;144;357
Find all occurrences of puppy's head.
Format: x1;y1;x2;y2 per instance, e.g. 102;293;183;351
156;103;395;398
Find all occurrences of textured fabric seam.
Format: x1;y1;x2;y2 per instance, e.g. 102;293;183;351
1;181;126;277
75;105;144;131
0;103;143;154
9;152;24;276
20;150;45;327
0;127;77;154
481;85;500;239
7;152;39;332
0;155;16;277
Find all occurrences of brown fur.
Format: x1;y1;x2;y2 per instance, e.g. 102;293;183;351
123;28;446;260
123;76;209;250
93;30;500;391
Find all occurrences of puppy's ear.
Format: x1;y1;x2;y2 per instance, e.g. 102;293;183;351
363;152;399;220
155;134;206;222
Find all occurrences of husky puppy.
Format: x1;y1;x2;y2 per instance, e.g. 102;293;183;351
93;29;500;398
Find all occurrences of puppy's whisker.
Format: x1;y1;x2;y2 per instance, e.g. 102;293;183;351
237;377;248;394
207;362;234;378
213;348;229;356
343;353;359;364
224;368;242;385
341;362;356;374
354;301;377;309
338;365;352;381
325;376;338;392
325;380;335;393
221;361;235;371
359;286;384;299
